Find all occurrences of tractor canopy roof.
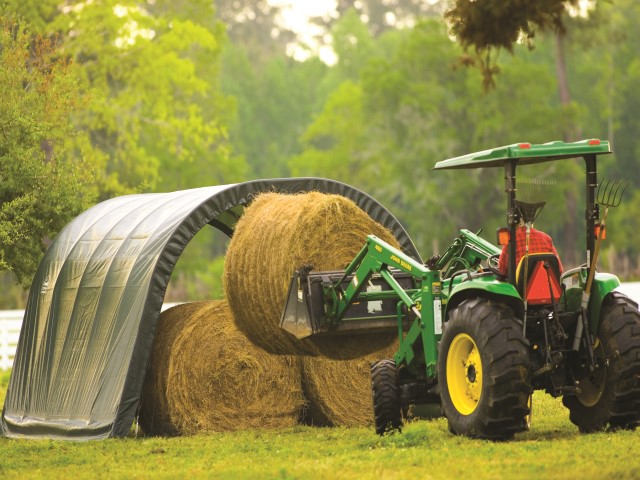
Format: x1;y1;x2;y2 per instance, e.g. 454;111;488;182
433;139;611;170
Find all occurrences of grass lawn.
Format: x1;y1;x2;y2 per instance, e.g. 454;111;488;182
1;369;639;479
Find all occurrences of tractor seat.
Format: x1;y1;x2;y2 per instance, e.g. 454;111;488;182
515;253;562;305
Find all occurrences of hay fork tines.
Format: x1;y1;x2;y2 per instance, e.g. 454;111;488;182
597;178;628;208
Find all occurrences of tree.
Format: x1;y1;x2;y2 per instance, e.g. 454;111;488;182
291;18;581;261
445;0;581;89
568;0;640;278
287;13;406;197
1;1;248;297
0;14;100;285
215;0;295;63
312;0;444;38
56;0;243;195
330;8;377;80
4;0;244;197
220;43;329;178
289;81;375;181
1;0;59;33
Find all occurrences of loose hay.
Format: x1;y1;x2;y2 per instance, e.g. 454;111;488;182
139;301;304;435
224;191;400;358
300;340;400;427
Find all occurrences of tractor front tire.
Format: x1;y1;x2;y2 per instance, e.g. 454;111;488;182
563;292;640;433
371;359;403;435
438;297;532;440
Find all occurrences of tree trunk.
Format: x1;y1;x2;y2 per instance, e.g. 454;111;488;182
554;30;579;266
555;31;571;111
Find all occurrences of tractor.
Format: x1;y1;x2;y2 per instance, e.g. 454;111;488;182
281;139;640;440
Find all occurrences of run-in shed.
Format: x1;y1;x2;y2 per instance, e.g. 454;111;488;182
1;178;419;439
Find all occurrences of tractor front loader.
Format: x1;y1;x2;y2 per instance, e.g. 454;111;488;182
281;139;640;440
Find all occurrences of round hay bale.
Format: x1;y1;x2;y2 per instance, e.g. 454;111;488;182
224;192;400;358
140;301;304;435
300;340;400;427
139;302;205;436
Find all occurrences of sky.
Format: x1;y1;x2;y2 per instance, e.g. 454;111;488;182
269;0;339;63
267;0;442;64
270;1;338;24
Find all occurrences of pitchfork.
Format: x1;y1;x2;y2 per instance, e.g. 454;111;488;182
572;178;629;352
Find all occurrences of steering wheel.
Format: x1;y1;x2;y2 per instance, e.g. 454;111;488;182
487;253;502;276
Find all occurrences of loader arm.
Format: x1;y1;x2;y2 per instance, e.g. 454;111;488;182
433;228;501;278
326;235;429;322
281;235;443;378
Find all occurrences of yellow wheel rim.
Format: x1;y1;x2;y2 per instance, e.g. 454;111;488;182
446;333;483;415
576;337;606;407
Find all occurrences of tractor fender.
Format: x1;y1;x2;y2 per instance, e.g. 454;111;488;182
443;277;524;322
562;270;621;332
589;273;622;332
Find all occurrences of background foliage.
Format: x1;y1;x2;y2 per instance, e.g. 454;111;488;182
1;0;640;306
0;14;101;285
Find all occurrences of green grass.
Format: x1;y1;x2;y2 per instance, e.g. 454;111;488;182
1;369;639;480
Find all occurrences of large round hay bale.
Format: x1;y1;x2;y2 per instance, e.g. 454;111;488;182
139;301;304;435
139;302;205;436
300;340;399;427
224;192;400;358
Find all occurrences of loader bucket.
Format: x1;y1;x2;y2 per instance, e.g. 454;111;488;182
280;267;416;338
280;269;315;339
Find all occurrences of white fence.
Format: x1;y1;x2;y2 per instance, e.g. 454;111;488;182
0;310;24;370
0;302;185;370
0;303;183;371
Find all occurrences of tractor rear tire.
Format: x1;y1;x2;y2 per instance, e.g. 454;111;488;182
438;297;532;440
371;359;403;435
563;292;640;433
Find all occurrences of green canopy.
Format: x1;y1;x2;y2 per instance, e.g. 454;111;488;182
433;139;611;170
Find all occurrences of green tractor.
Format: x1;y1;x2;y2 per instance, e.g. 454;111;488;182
281;139;640;440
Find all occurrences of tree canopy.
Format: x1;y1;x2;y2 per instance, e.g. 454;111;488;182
3;0;640;300
0;15;100;284
0;1;242;291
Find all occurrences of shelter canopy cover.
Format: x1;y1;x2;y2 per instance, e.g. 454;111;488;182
1;178;419;440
